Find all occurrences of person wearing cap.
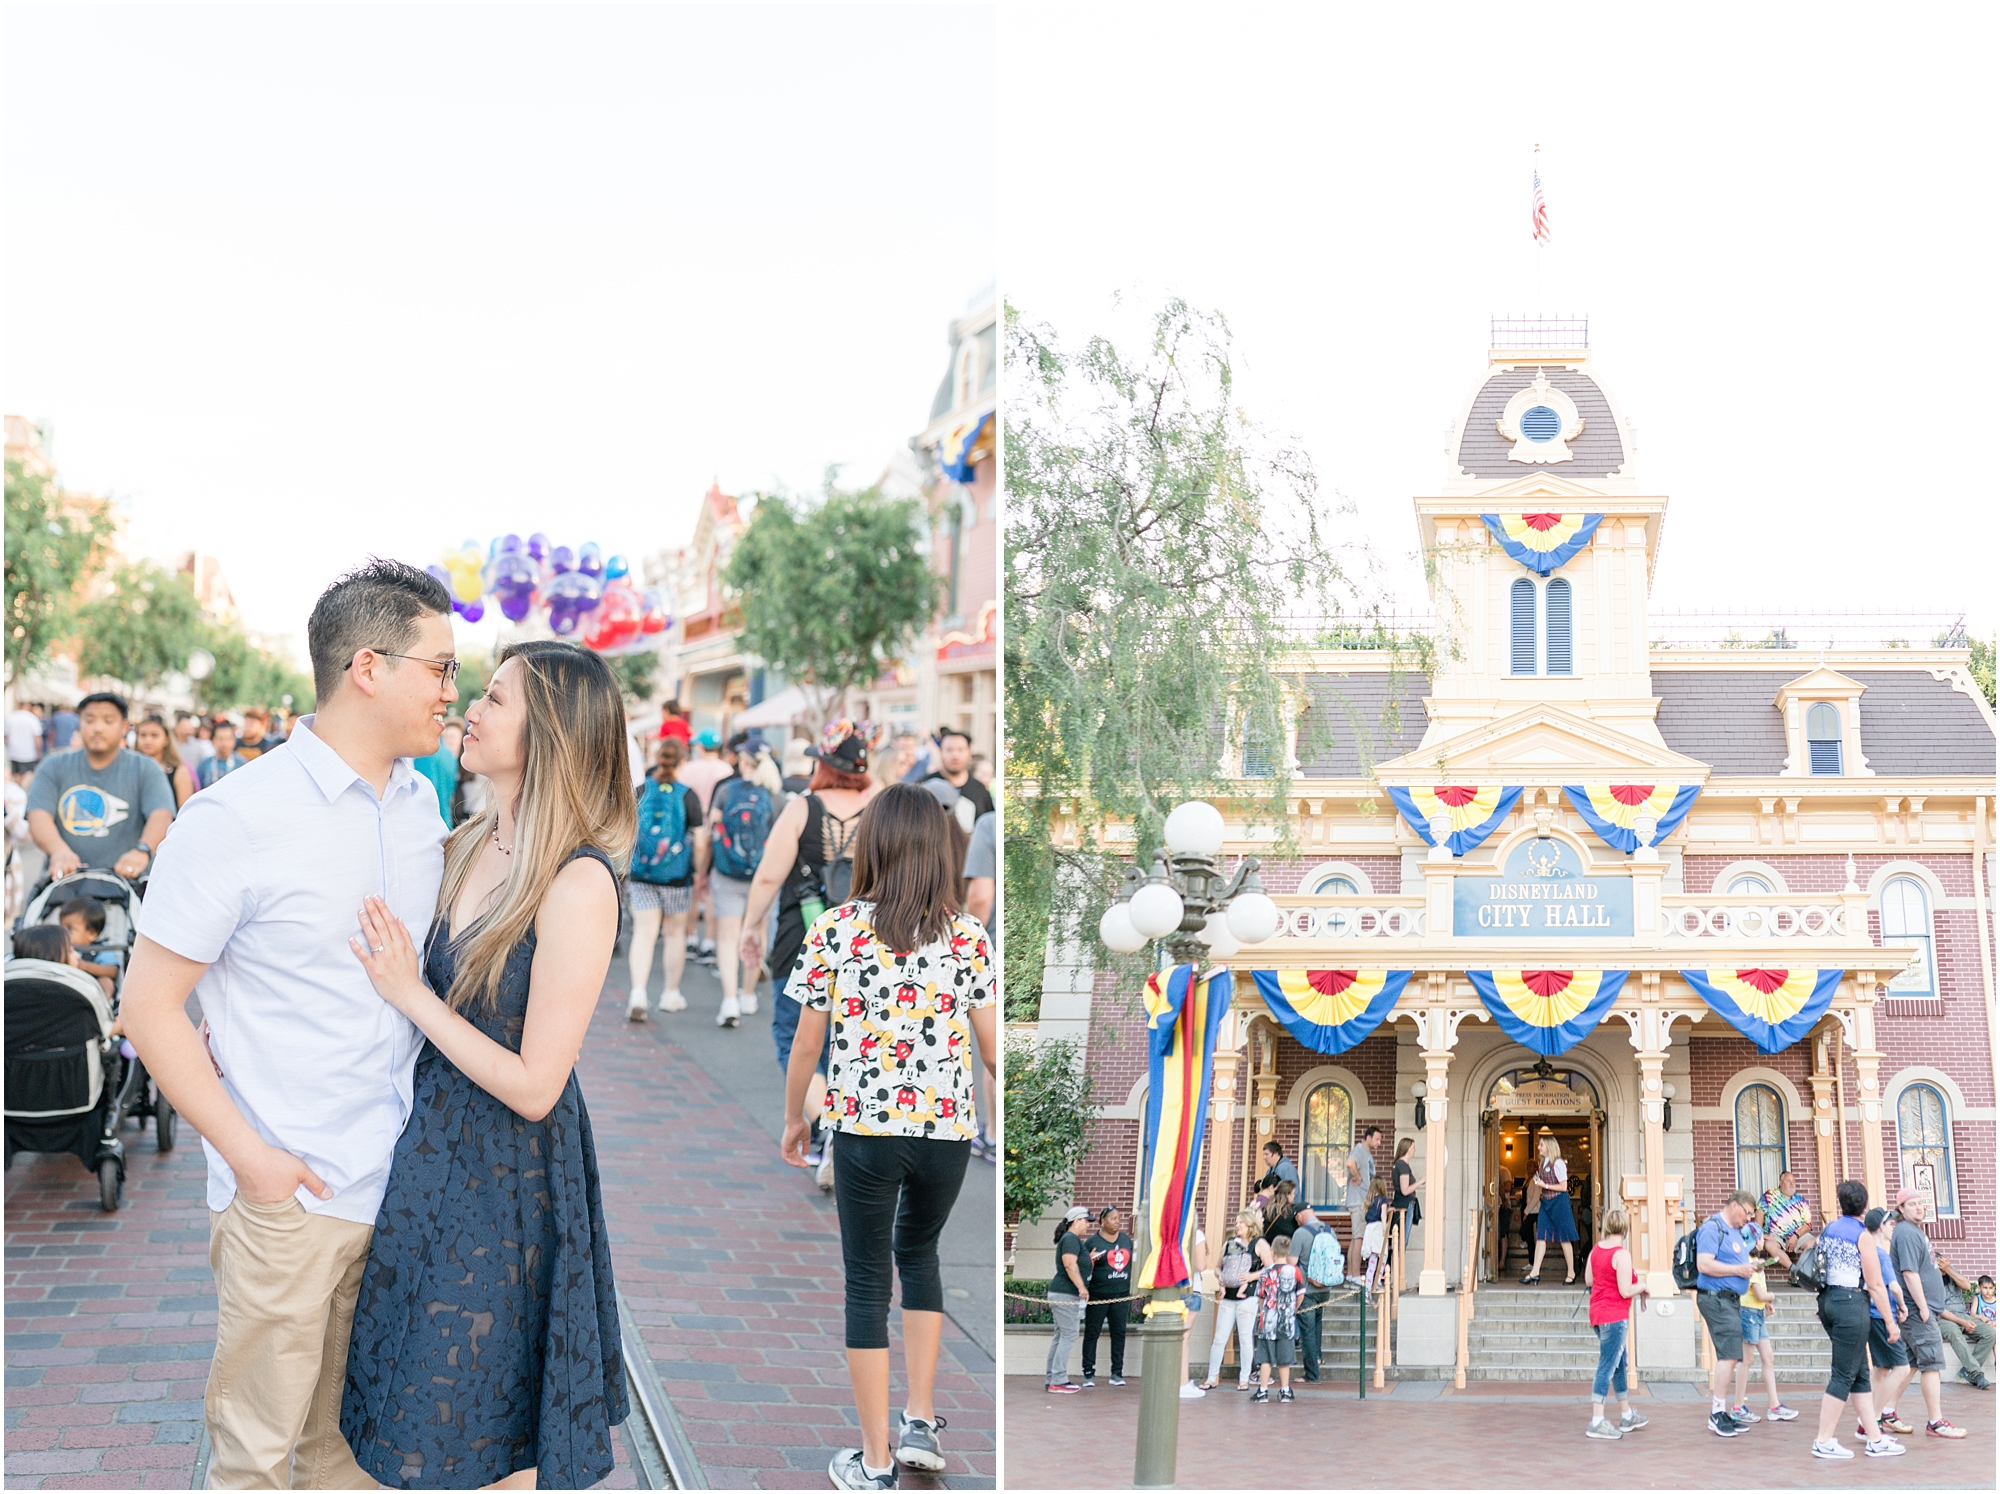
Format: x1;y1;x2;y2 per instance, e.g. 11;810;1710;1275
1046;1207;1093;1393
1889;1188;1968;1437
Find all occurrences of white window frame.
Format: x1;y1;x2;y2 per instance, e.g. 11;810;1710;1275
1893;1080;1958;1217
1733;1082;1788;1194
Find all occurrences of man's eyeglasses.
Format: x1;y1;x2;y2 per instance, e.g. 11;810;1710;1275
348;650;461;684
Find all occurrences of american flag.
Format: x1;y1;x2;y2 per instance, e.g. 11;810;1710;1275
1531;146;1550;246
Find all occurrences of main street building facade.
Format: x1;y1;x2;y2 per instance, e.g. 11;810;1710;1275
1027;327;1997;1370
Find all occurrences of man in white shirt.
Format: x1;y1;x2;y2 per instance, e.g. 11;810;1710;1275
121;559;459;1490
7;701;44;773
175;712;215;766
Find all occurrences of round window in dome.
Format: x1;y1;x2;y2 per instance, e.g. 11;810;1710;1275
1520;405;1562;442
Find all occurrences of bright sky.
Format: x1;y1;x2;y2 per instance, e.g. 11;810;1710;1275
1002;6;1998;639
5;4;995;661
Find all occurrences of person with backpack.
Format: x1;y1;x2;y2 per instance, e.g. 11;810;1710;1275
626;737;708;1021
1292;1204;1340;1382
738;720;881;1189
705;733;782;1029
1693;1190;1760;1437
1202;1207;1265;1391
1812;1179;1907;1459
1251;1234;1305;1403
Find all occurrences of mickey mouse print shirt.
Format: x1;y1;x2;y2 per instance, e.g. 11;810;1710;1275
785;899;993;1140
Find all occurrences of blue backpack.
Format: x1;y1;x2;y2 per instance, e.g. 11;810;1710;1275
630;778;693;884
710;776;776;880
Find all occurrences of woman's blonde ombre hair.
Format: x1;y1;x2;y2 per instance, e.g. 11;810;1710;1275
435;641;637;1010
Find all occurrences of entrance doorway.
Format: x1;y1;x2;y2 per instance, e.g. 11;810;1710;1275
1481;1059;1604;1284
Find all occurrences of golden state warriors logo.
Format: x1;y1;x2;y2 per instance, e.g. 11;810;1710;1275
58;785;130;839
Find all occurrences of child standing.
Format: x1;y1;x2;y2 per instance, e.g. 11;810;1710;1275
1251;1233;1304;1403
58;895;119;999
1361;1177;1393;1292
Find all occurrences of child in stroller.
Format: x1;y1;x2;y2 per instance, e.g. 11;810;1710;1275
5;869;175;1210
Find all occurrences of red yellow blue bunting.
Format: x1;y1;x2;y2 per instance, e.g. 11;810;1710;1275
1481;512;1603;574
1677;968;1841;1054
1563;783;1702;854
1387;784;1523;857
1466;969;1628;1056
938;411;993;483
1137;964;1232;1291
1250;969;1412;1054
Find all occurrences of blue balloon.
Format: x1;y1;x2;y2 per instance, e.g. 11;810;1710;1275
577;541;603;578
605;553;629;580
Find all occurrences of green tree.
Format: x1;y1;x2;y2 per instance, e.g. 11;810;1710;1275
1002;1031;1097;1227
1966;636;1996;708
1003;299;1361;1017
75;560;207;695
606;649;661;708
4;455;115;684
722;481;941;721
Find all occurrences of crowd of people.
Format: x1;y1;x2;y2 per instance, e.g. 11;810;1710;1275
6;558;1001;1492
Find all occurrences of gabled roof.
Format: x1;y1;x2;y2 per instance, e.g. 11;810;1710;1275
1375;702;1710;784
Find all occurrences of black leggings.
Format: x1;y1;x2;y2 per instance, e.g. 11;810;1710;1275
830;1131;971;1350
1819;1286;1872;1400
1083;1299;1131;1377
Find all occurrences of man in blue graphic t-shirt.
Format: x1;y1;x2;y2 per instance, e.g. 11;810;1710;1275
1696;1190;1758;1437
25;693;175;881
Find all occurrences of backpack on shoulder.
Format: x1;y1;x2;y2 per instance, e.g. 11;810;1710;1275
630;779;693;884
710;777;776;880
1218;1244;1252;1293
1671;1222;1703;1292
1305;1228;1343;1290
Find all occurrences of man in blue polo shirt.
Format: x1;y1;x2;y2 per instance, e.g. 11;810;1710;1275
1696;1190;1760;1437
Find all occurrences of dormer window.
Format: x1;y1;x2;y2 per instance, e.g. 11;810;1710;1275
1508;576;1573;677
1806;702;1843;775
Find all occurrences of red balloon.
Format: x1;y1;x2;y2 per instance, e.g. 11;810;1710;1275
583;581;643;652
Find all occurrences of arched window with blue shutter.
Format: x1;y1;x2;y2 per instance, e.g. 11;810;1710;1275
1545;578;1573;676
1510;578;1537;676
1881;878;1936;996
1734;1084;1787;1195
1895;1083;1955;1215
1806;702;1843;775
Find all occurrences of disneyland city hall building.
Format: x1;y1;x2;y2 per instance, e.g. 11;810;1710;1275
1020;325;1998;1384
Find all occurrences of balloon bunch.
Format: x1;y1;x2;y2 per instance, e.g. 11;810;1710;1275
428;534;671;654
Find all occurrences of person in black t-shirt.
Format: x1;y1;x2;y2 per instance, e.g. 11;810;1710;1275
922;728;993;827
1045;1207;1092;1393
1081;1207;1136;1386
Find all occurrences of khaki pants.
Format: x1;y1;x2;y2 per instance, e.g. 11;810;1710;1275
206;1195;378;1490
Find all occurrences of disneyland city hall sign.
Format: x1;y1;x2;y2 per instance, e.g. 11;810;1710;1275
1453;836;1634;937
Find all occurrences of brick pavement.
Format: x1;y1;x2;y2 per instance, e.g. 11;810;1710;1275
1003;1373;1996;1488
579;967;996;1490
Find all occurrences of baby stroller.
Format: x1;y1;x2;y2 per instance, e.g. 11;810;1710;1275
6;870;175;1210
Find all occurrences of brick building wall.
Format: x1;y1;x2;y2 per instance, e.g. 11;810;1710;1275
1253;855;1407;896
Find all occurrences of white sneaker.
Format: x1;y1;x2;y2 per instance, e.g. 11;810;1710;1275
1812;1438;1855;1459
626;997;649;1022
716;997;740;1028
660;990;688;1013
816;1134;835;1192
1179;1381;1206;1399
739;991;758;1015
1864;1437;1907;1458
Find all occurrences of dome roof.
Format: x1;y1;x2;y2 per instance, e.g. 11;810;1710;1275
1454;364;1628;479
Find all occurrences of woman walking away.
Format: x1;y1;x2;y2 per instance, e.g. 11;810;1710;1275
342;641;635;1489
1046;1208;1092;1394
779;783;997;1490
1524;1135;1577;1285
1812;1179;1907;1459
135;715;196;809
705;734;782;1027
1862;1207;1916;1439
1204;1207;1265;1390
1583;1207;1648;1439
627;737;706;1019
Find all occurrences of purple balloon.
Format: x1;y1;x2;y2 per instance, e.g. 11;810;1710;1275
457;600;485;624
499;589;534;622
577;541;603;578
498;532;523;554
488;553;536;594
526;532;548;562
548;545;575;574
427;563;451;587
549;606;581;636
545;570;602;612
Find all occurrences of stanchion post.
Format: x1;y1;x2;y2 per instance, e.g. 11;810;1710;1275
1132;1289;1186;1489
1357;1285;1367;1400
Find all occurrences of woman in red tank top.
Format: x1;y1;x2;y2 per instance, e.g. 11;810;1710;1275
1582;1207;1648;1439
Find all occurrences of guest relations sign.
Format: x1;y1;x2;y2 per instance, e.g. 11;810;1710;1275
1453;836;1634;937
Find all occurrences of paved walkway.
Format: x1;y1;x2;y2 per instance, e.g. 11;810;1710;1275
5;946;995;1489
1002;1374;1996;1488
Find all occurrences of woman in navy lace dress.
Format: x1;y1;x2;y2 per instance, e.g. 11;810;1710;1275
340;642;635;1489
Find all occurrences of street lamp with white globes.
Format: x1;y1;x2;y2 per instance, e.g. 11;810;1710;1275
1095;798;1280;1489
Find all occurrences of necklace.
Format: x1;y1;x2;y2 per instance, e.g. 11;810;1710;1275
491;826;513;857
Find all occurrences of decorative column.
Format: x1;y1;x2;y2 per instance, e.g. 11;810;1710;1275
1418;975;1454;1298
1623;975;1680;1296
1205;1015;1245;1251
1809;1026;1839;1221
1850;973;1889;1206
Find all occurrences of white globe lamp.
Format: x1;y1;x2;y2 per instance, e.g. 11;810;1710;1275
1099;901;1148;954
1198;911;1241;959
1127;879;1186;940
1163;800;1226;858
1225;890;1281;945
